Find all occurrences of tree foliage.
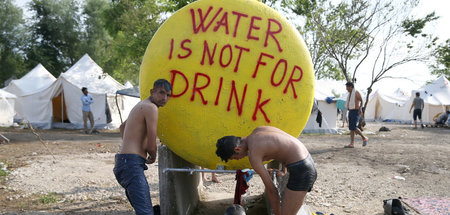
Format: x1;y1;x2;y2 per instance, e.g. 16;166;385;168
103;0;164;84
0;0;27;86
431;39;450;79
26;0;83;77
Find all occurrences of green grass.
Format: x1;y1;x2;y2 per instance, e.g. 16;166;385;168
0;162;9;177
39;192;60;204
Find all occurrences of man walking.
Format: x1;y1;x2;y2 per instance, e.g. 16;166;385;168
81;87;96;134
344;82;368;148
409;92;425;129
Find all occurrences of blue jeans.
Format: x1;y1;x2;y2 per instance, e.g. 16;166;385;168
113;154;153;215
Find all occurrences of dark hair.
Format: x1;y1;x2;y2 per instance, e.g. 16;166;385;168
81;87;87;92
345;82;354;88
216;136;240;162
416;92;420;97
224;204;246;215
153;79;172;92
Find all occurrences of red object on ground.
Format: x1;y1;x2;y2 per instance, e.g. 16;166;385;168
233;169;250;205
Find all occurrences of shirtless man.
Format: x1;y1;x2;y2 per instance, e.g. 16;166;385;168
215;126;317;215
113;79;172;215
344;82;368;148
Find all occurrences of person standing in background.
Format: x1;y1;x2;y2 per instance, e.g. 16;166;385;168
81;87;97;134
409;92;425;129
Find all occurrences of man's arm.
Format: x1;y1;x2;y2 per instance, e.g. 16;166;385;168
421;99;424;110
410;101;415;112
81;96;90;106
119;120;127;139
249;155;281;215
355;91;363;115
144;104;158;164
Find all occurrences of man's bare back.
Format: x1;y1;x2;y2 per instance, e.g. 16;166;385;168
216;126;316;215
119;83;172;163
120;99;158;162
245;126;309;165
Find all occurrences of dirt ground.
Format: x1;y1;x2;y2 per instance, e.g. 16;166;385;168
0;121;449;215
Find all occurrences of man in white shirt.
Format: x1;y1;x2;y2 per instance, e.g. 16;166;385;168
81;87;96;134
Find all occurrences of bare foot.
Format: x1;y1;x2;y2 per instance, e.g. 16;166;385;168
211;173;222;183
211;177;222;183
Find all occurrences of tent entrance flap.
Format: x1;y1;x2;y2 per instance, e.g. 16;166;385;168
52;92;69;123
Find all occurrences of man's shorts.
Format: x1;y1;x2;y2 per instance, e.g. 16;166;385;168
113;154;153;215
286;154;317;192
348;109;360;130
413;109;422;120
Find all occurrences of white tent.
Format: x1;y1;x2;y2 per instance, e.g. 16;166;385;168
366;76;450;124
0;89;16;126
405;76;450;124
50;54;135;129
3;55;138;129
124;81;134;88
3;64;57;126
302;79;346;134
365;88;411;122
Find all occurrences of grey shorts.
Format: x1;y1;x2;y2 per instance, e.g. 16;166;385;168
286;154;317;192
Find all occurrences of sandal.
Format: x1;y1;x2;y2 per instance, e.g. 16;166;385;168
344;144;354;148
363;138;368;147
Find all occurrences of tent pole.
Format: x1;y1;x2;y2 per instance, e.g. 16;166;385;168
116;94;123;124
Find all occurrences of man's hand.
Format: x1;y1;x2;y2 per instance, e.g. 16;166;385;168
146;155;156;164
267;169;286;177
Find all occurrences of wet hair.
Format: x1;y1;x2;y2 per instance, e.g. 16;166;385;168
416;92;420;97
216;136;241;162
81;87;87;92
153;79;172;92
345;82;354;88
224;204;246;215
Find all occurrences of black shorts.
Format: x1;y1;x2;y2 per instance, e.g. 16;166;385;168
286;154;317;192
413;109;422;120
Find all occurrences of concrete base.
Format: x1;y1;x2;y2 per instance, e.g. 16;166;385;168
158;145;201;215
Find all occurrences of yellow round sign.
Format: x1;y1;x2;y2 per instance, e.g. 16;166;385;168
140;0;314;169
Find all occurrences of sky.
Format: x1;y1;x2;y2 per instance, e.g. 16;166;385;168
14;0;450;94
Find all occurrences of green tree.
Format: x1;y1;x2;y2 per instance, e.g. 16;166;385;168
284;0;437;110
0;0;27;86
81;0;113;73
26;0;83;77
103;0;164;84
430;39;450;79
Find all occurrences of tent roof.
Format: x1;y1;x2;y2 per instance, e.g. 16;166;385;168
370;88;410;104
0;89;16;99
414;76;450;105
116;87;140;98
5;64;55;96
314;79;347;100
60;54;124;94
124;81;134;88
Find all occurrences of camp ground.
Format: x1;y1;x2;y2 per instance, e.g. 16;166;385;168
1;0;449;214
365;76;450;125
3;54;139;129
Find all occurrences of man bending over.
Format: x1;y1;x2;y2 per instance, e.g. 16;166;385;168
215;126;317;215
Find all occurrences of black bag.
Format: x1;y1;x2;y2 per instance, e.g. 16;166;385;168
383;198;409;215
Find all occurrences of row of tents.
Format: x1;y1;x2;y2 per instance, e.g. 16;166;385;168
1;56;449;132
365;75;450;124
0;54;140;129
304;76;450;133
